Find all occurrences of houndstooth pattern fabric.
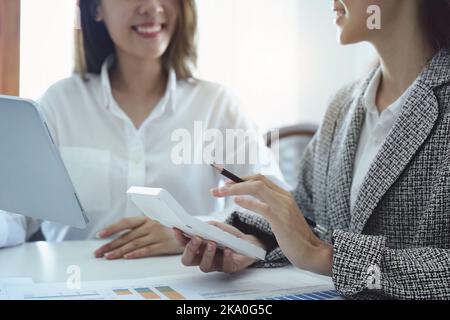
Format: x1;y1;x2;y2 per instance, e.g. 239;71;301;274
227;49;450;300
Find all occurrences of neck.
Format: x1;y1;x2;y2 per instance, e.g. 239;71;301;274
370;9;436;112
110;50;167;98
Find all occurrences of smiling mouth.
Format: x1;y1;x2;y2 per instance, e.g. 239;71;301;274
131;23;165;37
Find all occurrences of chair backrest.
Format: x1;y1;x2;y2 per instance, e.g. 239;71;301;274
266;124;318;190
28;228;45;242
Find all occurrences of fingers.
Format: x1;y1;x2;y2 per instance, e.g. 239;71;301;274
99;226;183;259
97;216;147;239
208;221;245;238
172;228;191;247
199;242;217;273
180;237;252;274
181;238;222;273
239;174;286;193
234;196;272;217
103;235;153;260
94;224;150;258
123;243;168;259
211;181;276;218
181;236;204;267
222;249;236;273
176;225;236;273
211;180;271;201
123;246;155;259
224;174;282;193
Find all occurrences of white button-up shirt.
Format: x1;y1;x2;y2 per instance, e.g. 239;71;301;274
350;69;412;210
0;57;285;247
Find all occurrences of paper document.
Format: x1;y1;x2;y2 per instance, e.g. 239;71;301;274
2;277;201;300
0;278;34;300
1;267;340;300
162;267;340;300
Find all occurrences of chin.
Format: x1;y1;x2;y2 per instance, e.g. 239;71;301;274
338;33;356;45
135;47;167;60
337;28;365;45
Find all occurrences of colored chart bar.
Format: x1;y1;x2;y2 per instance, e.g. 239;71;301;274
113;289;133;296
134;287;161;300
155;286;186;300
265;290;340;301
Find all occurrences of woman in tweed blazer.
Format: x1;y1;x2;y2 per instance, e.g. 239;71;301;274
174;0;450;299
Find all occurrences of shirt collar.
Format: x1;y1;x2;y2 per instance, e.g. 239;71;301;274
100;55;114;110
362;68;382;115
99;55;178;115
362;68;409;119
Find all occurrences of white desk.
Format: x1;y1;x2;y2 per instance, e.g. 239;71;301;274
0;240;337;300
0;240;205;283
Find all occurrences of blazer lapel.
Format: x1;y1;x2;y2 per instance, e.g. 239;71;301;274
350;83;439;233
327;99;365;231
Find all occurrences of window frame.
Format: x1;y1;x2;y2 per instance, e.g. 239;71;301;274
0;0;21;96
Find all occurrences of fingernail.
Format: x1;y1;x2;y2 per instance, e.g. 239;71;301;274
207;243;214;252
210;188;219;195
96;231;105;238
124;254;130;259
224;250;231;257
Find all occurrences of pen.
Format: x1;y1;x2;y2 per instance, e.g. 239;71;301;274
210;163;327;236
210;163;245;183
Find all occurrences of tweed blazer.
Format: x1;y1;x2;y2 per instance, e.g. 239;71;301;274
226;49;450;299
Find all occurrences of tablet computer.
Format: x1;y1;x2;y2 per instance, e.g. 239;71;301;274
127;186;266;260
0;95;88;228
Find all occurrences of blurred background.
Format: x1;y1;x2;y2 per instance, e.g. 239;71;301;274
19;0;375;130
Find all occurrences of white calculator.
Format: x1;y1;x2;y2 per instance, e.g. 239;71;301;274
127;186;266;260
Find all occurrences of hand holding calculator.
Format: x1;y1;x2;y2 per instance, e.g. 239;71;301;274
127;187;267;260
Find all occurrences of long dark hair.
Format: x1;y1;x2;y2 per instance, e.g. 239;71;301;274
75;0;198;79
421;0;450;50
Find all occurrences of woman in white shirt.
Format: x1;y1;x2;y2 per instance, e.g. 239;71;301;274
0;0;284;258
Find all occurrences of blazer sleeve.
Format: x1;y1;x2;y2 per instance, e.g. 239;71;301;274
226;210;289;268
332;231;450;300
227;200;450;299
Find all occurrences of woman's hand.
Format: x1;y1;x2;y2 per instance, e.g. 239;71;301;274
212;175;333;276
173;221;264;273
94;216;184;259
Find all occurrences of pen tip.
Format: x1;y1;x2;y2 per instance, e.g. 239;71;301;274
210;163;223;171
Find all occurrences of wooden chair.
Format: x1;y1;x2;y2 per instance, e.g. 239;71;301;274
265;123;318;190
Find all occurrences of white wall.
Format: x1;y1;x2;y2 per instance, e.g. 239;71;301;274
20;0;376;129
196;0;376;129
20;0;76;100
